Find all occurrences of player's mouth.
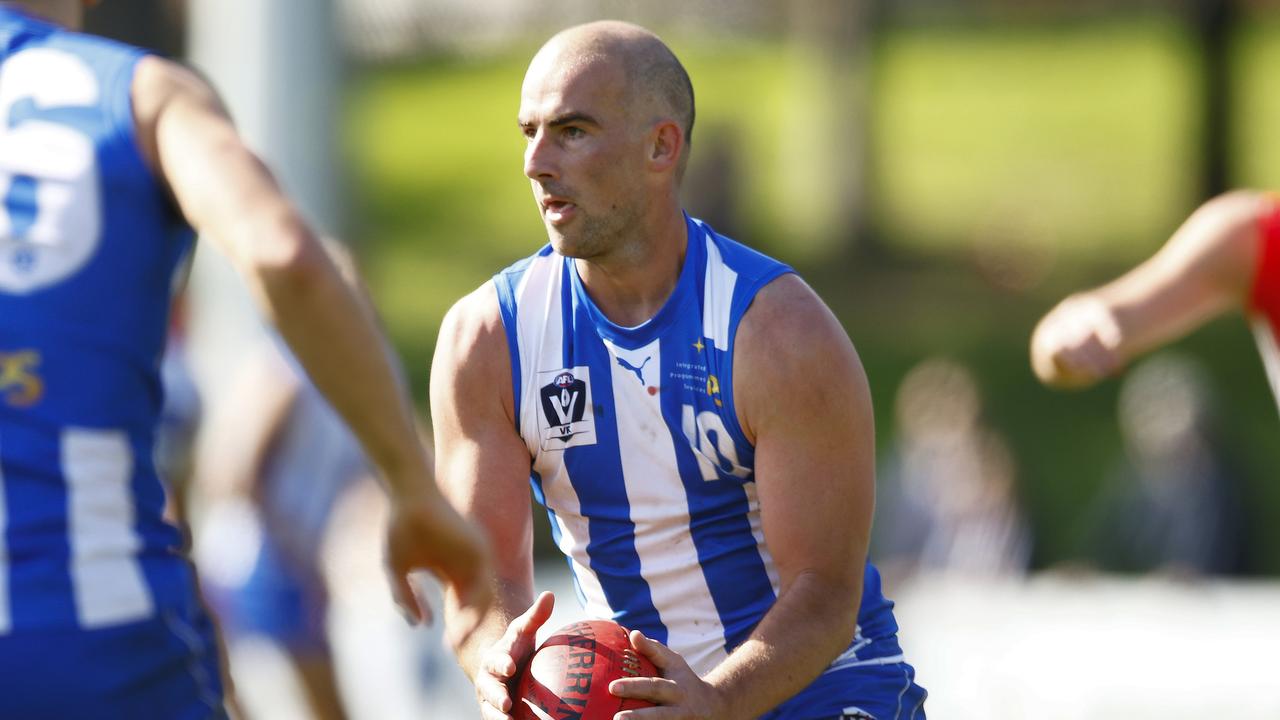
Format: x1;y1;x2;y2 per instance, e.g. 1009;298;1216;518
542;197;577;225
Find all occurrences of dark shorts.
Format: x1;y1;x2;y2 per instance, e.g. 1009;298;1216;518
0;605;226;720
760;638;927;720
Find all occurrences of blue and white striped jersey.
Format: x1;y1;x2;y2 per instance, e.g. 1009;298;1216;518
495;215;903;676
0;8;195;634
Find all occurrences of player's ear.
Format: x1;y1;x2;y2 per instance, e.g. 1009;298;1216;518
647;120;683;175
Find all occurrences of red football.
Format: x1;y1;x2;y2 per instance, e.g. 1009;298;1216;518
513;619;657;720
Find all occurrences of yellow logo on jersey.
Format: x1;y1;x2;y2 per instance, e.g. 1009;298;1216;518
706;374;723;407
0;350;43;407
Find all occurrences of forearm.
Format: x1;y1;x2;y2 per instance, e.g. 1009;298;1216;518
452;576;534;682
1099;190;1265;358
704;571;861;718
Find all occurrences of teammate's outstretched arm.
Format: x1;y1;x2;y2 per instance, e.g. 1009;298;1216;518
612;274;876;718
431;284;554;720
1031;190;1268;389
129;55;492;641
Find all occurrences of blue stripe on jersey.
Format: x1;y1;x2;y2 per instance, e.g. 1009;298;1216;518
1;424;76;626
560;280;665;641
657;366;776;652
559;260;576;364
494;254;536;432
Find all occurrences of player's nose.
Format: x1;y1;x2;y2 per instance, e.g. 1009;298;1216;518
524;130;559;181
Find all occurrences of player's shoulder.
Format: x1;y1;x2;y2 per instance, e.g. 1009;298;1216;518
131;55;222;116
438;279;507;365
739;273;845;352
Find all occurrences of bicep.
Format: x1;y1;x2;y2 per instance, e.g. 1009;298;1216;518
738;277;874;591
431;288;536;591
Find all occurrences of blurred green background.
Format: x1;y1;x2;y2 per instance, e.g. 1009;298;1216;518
344;8;1280;572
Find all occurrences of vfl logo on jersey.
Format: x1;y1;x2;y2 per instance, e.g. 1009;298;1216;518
0;349;43;407
537;366;596;451
840;710;876;720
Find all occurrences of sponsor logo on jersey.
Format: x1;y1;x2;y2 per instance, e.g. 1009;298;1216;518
614;354;651;385
537;366;596;451
840;709;876;720
0;349;43;407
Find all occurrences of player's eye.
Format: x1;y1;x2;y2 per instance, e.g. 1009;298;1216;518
520;124;536;140
563;126;586;139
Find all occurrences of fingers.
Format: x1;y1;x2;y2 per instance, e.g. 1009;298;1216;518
1031;296;1125;388
480;697;513;720
628;630;677;671
388;565;425;626
610;676;682;704
475;590;557;715
515;591;555;637
476;670;514;715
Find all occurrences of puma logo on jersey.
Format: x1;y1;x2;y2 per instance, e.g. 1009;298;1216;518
0;349;43;407
536;367;597;451
615;355;651;385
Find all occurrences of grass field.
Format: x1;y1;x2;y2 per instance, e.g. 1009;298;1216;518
345;14;1280;571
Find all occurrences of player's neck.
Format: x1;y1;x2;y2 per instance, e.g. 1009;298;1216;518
574;208;688;328
4;1;83;29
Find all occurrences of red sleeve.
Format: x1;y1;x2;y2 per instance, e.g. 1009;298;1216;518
1248;195;1280;322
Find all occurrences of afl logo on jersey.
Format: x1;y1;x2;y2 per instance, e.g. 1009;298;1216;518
536;366;597;451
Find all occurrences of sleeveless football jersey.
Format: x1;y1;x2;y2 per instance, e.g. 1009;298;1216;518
0;8;195;634
1250;196;1280;417
494;215;907;679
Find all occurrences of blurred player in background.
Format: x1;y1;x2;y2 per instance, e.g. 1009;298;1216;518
195;333;368;720
433;20;925;720
0;1;490;716
874;358;1030;586
1031;190;1280;410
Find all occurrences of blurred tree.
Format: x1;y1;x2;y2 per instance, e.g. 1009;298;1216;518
1188;0;1235;198
780;0;877;258
84;0;186;57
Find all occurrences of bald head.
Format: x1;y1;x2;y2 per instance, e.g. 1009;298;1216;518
530;21;695;169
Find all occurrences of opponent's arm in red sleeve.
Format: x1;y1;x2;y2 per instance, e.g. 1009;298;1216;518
1031;190;1271;389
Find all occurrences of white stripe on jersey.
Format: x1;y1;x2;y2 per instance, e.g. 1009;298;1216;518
0;435;9;634
544;484;614;620
604;338;729;674
515;253;562;457
1251;318;1280;419
63;428;153;628
702;236;738;351
514;256;614;619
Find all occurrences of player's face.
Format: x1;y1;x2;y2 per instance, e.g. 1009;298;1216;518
518;54;648;259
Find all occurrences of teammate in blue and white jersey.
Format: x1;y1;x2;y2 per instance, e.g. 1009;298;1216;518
0;1;490;716
433;21;926;720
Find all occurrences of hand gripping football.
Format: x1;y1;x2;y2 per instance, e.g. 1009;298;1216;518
513;619;657;720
